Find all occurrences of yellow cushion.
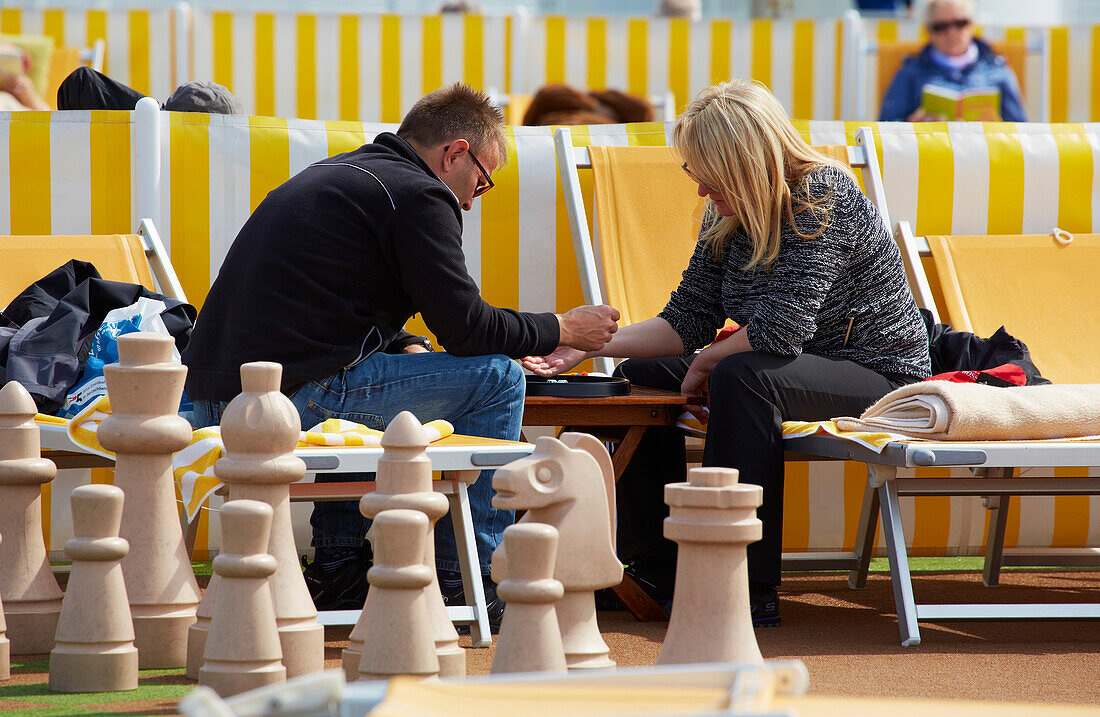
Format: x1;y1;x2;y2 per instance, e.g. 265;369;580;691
0;235;156;310
589;145;706;328
0;33;54;98
928;233;1100;384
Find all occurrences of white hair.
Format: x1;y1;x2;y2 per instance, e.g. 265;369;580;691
655;0;702;22
922;0;976;25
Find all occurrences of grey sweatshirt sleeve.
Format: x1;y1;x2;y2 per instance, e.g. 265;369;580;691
658;219;729;354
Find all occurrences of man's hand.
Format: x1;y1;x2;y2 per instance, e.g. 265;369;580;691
556;305;620;351
401;343;431;354
521;346;589;376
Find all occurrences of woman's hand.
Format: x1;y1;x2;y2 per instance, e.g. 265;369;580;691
521;346;589;376
679;327;751;423
680;356;714;422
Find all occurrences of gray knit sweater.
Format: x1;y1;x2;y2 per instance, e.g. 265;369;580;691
659;165;931;380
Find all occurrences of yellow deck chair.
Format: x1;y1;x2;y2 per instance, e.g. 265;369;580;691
0;219;184;307
927;231;1099;385
876;39;1028;118
878;223;1100;614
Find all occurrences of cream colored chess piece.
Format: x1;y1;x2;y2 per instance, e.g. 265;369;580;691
0;533;9;681
199;499;286;697
358;509;439;681
0;380;61;655
187;362;323;680
97;333;199;668
491;433;621;670
344;411;463;679
657;467;763;666
49;484;138;692
491;523;566;675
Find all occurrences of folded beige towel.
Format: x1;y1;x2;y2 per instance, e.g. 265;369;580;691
836;381;1100;441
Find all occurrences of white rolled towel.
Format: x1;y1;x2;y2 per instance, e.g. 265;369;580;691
836;381;1100;441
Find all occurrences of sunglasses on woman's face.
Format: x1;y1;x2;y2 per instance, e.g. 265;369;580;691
682;162;716;193
929;18;971;34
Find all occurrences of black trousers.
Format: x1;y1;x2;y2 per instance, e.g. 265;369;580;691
614;351;915;587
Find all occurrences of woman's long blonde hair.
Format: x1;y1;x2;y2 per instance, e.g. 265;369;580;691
673;80;853;269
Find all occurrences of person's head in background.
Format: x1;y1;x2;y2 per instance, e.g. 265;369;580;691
0;42;49;111
923;0;975;57
438;1;481;13
162;80;242;113
655;0;702;21
397;82;506;212
673;80;850;269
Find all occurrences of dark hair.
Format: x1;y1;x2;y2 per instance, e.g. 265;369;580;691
397;83;507;165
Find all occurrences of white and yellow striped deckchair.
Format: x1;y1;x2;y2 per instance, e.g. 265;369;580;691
188;9;514;122
0;5;180;101
11;107;1100;574
522;15;853;121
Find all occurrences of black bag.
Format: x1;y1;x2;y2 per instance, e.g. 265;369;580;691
0;260;196;413
921;308;1050;386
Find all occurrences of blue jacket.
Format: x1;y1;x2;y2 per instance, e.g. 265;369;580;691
879;38;1027;122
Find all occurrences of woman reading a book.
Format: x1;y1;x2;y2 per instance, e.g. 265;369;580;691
522;80;931;627
879;0;1026;122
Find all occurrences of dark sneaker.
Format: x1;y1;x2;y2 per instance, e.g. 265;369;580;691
750;583;780;628
302;554;370;611
438;569;505;634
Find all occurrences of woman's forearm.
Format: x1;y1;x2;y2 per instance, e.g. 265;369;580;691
593;317;685;359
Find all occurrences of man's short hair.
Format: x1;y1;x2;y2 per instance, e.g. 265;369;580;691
397;83;507;166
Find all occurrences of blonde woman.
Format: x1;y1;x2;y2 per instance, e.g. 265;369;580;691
524;80;931;626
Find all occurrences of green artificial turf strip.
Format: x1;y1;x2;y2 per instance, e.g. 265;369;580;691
0;706;105;715
0;680;193;707
0;665;191;709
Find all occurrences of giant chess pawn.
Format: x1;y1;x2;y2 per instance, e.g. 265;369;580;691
49;484;138;693
0;532;10;681
491;433;622;670
358;509;439;681
657;467;763;666
345;411;463;679
97;333;199;668
199;499;285;697
0;380;61;655
188;362;323;680
491;523;566;675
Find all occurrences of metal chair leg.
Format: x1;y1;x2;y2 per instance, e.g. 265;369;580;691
876;468;921;647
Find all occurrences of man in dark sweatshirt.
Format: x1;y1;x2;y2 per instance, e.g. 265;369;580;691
182;83;619;616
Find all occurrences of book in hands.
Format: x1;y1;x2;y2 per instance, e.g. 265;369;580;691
920;84;1001;121
0;48;22;84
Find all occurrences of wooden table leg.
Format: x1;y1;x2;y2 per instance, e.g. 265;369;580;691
600;425;670;623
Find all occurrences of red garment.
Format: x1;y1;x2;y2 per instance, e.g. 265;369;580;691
926;363;1027;387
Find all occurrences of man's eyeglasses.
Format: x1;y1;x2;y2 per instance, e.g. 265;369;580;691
444;143;494;198
928;18;971;34
469;150;494;198
682;162;715;193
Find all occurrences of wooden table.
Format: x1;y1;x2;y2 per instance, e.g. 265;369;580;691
523;386;702;621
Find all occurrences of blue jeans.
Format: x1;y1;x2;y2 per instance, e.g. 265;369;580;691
192;351;524;574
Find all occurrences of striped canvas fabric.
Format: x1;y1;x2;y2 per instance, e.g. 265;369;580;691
5;111;1098;558
189;10;513;122
520;15;849;121
0;5;178;101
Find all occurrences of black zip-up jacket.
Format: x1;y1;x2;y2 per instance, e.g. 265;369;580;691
182;132;560;401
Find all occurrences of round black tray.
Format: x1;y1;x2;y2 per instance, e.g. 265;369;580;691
525;375;631;398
